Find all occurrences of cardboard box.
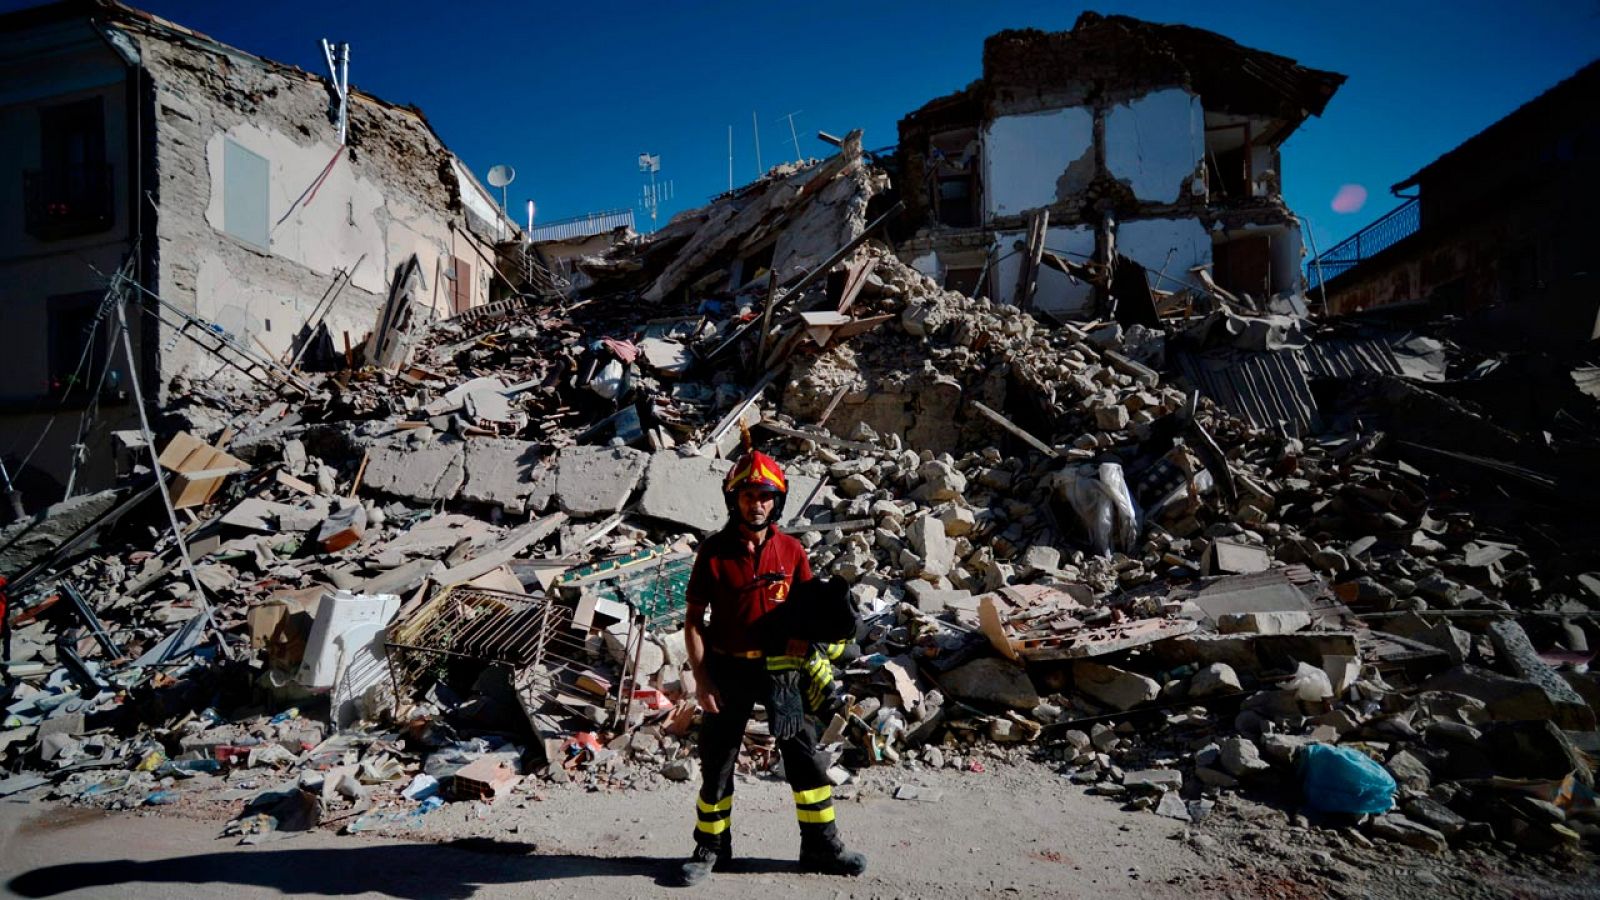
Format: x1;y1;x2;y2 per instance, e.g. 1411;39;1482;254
157;431;248;508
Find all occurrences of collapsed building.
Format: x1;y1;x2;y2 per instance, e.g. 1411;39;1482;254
895;13;1344;319
2;4;1599;880
0;0;518;498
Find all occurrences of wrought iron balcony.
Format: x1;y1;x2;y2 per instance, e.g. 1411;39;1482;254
23;162;115;240
1306;197;1419;289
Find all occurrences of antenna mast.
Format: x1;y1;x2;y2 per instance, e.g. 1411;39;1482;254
638;153;672;231
752;111;763;177
320;39;350;144
779;110;804;163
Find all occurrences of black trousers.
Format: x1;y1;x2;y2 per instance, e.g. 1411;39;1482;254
692;653;839;849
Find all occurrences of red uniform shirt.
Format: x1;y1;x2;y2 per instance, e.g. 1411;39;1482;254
686;526;813;656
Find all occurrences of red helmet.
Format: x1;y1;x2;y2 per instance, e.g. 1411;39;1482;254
724;450;787;496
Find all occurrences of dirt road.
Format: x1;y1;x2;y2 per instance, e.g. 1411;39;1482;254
0;759;1592;899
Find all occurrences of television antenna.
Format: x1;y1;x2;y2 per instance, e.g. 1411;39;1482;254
776;110;804;164
319;39;350;144
487;164;515;240
638;153;673;231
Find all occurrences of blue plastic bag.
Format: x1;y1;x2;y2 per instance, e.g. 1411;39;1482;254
1298;744;1396;815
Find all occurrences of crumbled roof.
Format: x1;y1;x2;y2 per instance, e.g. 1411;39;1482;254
984;12;1346;123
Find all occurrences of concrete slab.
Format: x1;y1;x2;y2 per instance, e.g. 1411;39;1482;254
0;489;121;575
460;437;544;513
555;445;649;516
1204;539;1272;575
638;338;692;375
1420;664;1569;725
636;453;733;533
781;473;826;526
1488;621;1596;730
219;498;307;532
906;580;973;614
1189;574;1312;626
361;432;466;503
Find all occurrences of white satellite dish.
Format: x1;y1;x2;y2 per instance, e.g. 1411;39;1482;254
487;165;515;240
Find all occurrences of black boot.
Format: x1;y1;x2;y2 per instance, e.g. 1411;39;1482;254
678;834;733;886
799;831;867;877
678;843;718;886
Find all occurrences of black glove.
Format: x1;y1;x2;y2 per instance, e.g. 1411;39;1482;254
768;668;806;740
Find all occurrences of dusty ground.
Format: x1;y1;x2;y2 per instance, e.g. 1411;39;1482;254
1;758;1596;899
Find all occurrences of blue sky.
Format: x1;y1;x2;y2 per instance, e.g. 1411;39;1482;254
15;0;1600;257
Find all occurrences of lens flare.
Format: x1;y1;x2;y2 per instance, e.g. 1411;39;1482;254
1331;184;1368;214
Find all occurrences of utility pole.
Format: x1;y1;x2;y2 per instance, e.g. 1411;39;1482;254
727;125;734;192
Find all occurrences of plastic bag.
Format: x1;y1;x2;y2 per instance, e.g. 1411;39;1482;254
1053;463;1141;557
1282;661;1333;702
589;358;627;400
1298;743;1396;815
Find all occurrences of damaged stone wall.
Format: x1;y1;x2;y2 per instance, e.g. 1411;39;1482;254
129;20;495;395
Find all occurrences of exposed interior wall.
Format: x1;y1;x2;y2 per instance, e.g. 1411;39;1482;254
992;224;1096;316
1116;217;1210;290
910;251;942;282
981;107;1094;218
1104;88;1203;205
1269;223;1302;295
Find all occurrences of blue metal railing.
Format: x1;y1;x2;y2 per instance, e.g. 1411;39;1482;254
527;209;635;243
1307;197;1420;289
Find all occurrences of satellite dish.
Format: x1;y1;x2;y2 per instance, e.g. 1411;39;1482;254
487;165;515;188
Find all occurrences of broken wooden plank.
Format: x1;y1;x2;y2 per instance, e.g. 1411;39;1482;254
274;470;318;495
755;269;779;374
699;369;779;455
836;257;878;316
436;512;569;587
1014;209;1048;313
969;401;1059;459
346;450;370;498
817;385;850;428
757;419;878;452
782;518;873;536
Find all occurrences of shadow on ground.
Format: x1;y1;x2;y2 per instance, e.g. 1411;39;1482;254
6;837;796;898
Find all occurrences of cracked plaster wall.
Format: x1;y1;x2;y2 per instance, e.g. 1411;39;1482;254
139;31;485;394
1117;217;1211;288
1104;88;1203;205
981;107;1094;219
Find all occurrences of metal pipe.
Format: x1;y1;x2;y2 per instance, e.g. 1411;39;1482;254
114;291;231;661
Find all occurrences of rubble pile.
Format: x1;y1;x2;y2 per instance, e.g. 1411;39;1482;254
3;136;1599;862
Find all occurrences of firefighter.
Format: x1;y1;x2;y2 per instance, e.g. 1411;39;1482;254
677;438;867;886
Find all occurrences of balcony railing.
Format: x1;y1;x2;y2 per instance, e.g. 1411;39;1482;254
1307;197;1419;289
526;209;635;243
23;162;115;240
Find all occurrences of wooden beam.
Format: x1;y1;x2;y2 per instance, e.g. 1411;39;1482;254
970;400;1059;459
757;419;879;452
783;518;873;536
755;269;779;374
836;257;878;316
818;385;850;427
